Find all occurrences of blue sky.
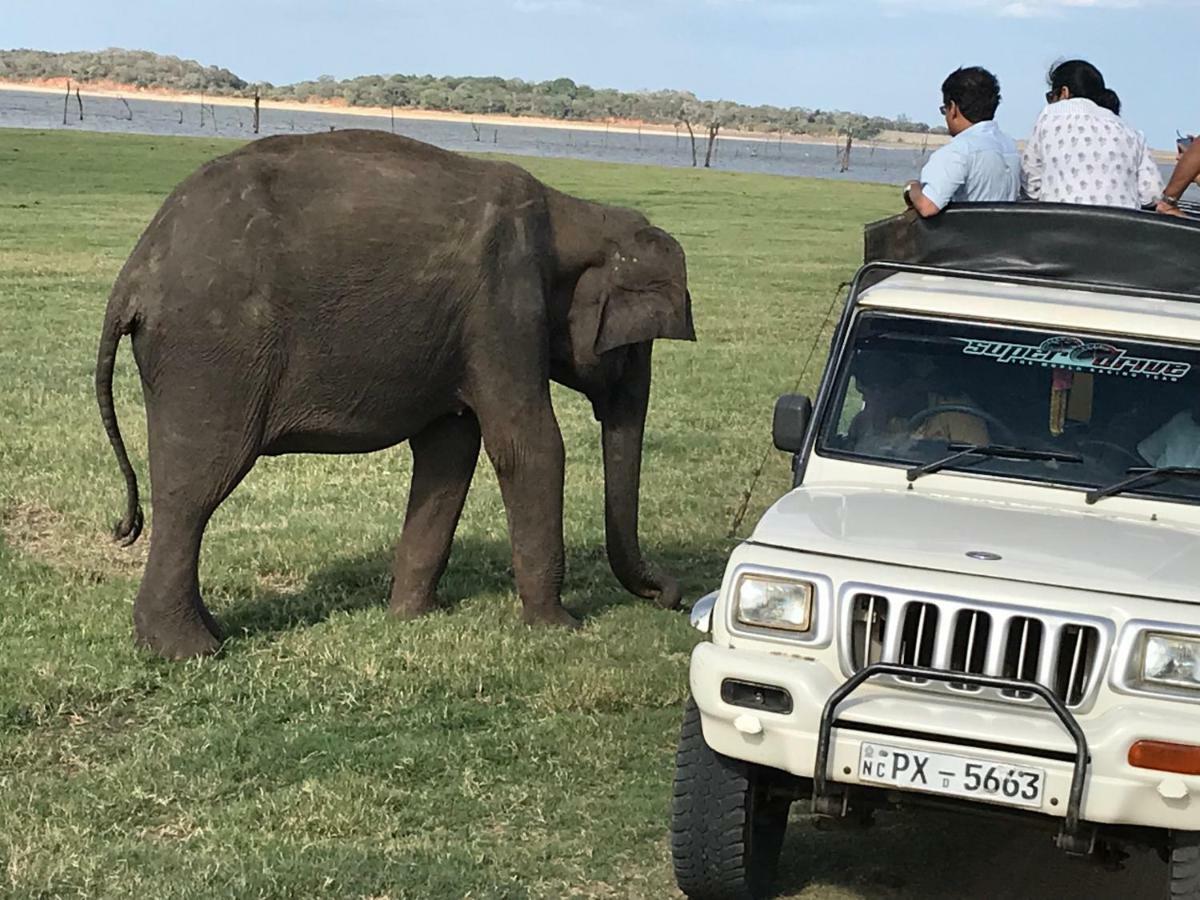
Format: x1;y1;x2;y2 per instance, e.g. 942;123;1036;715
7;0;1197;148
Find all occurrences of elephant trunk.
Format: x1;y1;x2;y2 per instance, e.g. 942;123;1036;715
600;343;681;610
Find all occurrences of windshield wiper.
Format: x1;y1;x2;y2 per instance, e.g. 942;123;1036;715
1085;466;1200;505
906;443;1084;483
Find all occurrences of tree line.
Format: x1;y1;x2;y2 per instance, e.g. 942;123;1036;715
0;48;940;140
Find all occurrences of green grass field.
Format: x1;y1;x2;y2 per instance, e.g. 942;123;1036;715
0;130;1157;899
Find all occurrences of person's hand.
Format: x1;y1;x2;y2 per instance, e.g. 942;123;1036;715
1157;199;1187;217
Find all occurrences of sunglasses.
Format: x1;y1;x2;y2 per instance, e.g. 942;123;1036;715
939;103;950;116
1046;89;1061;103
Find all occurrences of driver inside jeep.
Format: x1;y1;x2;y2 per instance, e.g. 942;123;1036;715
847;353;991;452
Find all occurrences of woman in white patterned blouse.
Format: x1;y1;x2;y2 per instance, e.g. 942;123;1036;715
1021;60;1164;209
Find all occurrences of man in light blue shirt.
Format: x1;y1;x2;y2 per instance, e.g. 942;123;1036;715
904;67;1020;218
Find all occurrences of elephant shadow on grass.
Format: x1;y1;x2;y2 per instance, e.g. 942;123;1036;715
215;535;731;643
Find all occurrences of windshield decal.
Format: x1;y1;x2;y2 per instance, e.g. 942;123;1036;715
955;336;1192;382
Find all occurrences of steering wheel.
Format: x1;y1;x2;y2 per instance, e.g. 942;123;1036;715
905;403;1017;447
1076;439;1145;469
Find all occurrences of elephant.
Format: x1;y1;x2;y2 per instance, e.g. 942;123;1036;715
95;129;696;660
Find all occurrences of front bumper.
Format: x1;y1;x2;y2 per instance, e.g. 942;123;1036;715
691;642;1200;832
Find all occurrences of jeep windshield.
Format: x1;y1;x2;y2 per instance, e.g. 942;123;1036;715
819;311;1200;503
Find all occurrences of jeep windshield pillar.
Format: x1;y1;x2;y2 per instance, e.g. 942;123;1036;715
672;205;1200;900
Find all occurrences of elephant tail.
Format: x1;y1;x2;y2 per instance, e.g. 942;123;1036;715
95;295;143;547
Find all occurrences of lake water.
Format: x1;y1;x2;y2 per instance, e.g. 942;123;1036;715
0;88;1183;187
0;87;942;185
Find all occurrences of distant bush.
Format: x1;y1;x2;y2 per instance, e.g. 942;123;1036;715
0;48;246;93
0;47;939;139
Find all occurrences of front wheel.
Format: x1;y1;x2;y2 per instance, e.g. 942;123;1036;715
670;697;792;900
1170;831;1200;899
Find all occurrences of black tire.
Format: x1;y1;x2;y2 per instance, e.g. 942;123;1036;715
1170;831;1200;900
670;696;791;900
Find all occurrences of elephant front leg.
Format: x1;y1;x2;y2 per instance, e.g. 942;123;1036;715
480;404;579;628
389;411;482;619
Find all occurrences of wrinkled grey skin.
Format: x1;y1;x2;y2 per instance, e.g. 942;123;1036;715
96;130;696;659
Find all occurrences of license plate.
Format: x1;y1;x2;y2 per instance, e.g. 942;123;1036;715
857;742;1045;809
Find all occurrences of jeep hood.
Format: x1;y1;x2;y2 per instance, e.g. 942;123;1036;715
751;486;1200;604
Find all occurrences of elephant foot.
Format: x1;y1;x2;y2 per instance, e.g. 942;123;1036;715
134;614;221;660
388;593;439;620
522;603;582;630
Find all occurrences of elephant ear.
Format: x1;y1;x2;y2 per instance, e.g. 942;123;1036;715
593;228;696;355
594;287;695;355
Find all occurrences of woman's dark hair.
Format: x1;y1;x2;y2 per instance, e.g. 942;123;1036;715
1048;59;1121;114
941;67;1001;123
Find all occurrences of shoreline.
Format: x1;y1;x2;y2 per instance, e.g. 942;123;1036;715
0;78;950;153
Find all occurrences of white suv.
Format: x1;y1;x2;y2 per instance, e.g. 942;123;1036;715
672;206;1200;900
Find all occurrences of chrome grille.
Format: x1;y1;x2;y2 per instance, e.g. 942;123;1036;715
949;609;991;691
847;589;1109;709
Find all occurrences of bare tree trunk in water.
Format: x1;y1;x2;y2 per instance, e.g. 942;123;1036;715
683;119;697;166
704;122;720;168
200;91;205;128
62;80;70;125
121;98;132;120
253;88;260;134
75;88;83;121
839;132;852;172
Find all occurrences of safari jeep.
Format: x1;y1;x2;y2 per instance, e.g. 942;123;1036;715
672;205;1200;900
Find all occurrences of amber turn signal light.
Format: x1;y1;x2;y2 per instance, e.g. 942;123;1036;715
1128;740;1200;775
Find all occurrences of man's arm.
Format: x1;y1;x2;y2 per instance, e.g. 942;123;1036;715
904;181;944;218
904;143;968;218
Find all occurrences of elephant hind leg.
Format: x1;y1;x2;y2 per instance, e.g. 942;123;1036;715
389;411;481;619
134;417;262;659
134;507;223;659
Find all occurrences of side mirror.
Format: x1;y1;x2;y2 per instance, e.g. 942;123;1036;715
773;394;812;453
689;590;717;634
